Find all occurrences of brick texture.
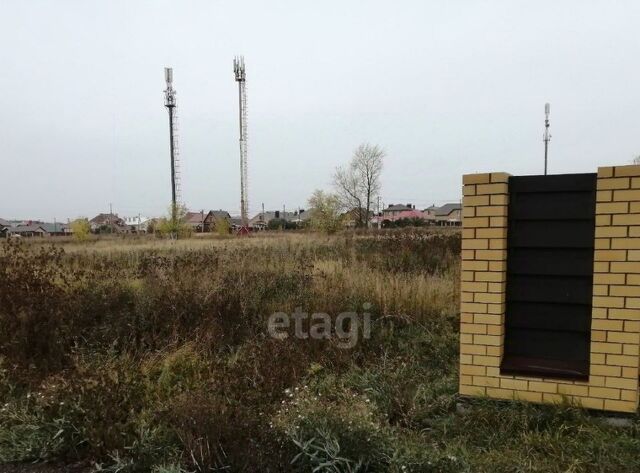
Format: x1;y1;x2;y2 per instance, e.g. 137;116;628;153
459;166;640;413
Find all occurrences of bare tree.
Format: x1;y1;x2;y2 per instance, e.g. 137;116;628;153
333;164;364;226
333;143;385;228
353;144;384;227
633;155;640;165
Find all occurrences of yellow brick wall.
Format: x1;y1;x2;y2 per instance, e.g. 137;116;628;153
459;166;640;413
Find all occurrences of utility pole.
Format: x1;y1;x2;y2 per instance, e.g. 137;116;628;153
201;209;205;233
377;196;381;229
109;203;114;234
283;204;286;231
543;102;551;175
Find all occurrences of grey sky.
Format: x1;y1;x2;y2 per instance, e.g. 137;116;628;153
1;1;639;221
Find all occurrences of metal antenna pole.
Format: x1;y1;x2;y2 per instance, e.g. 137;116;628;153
234;56;248;228
164;67;178;223
543;103;551;175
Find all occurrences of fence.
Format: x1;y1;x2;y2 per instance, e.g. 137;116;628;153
460;165;640;413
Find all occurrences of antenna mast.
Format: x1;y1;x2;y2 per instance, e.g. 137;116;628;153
234;56;249;227
164;67;182;222
543;102;551;175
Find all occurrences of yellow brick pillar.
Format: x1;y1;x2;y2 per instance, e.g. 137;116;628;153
591;165;640;412
459;166;640;413
459;172;509;397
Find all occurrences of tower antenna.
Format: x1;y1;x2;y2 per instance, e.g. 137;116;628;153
234;56;249;229
164;67;182;224
543;102;551;175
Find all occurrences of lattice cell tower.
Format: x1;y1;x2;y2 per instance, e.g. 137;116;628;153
234;56;249;227
164;67;182;221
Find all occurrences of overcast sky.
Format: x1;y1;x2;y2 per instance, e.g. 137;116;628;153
1;1;639;221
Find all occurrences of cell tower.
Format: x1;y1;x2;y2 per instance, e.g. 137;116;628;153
164;67;182;221
234;56;249;227
543;102;551;175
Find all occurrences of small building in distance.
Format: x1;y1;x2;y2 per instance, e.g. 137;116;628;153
382;204;416;221
341;208;375;228
6;224;47;237
0;218;11;237
249;209;308;230
89;213;127;233
424;203;462;226
124;215;153;233
39;222;70;236
184;210;232;233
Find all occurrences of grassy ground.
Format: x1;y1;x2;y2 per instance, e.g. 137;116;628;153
0;230;639;472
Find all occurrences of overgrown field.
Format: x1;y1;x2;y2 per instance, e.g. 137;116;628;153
0;230;639;472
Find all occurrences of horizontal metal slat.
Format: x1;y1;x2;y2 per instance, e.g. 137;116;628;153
504;328;590;362
509;173;597;193
505;301;592;332
509;191;595;220
507;248;595;276
508;220;595;248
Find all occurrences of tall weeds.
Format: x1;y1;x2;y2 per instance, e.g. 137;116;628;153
1;232;638;472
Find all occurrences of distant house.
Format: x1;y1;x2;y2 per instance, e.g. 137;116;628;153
425;203;462;226
249;210;296;229
39;222;69;236
90;213;127;233
0;218;11;237
341;208;375;228
7;224;47;237
382;204;415;221
184;210;231;233
249;209;308;229
291;209;312;226
124;215;153;233
230;217;244;229
185;211;213;232
210;210;232;231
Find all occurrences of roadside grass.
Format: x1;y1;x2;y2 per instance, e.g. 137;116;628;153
1;231;639;472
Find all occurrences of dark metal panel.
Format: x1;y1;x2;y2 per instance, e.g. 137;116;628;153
505;328;590;362
505;302;592;332
507;275;594;305
507;248;595;276
510;173;597;193
509;191;596;220
502;173;596;380
508;220;596;248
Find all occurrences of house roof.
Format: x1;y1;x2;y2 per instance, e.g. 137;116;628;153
90;213;123;225
210;210;231;219
40;222;68;233
0;218;12;227
384;204;413;212
434;203;461;216
249;210;298;223
8;225;46;234
184;212;208;224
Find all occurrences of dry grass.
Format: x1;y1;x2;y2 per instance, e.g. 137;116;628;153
2;230;639;473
